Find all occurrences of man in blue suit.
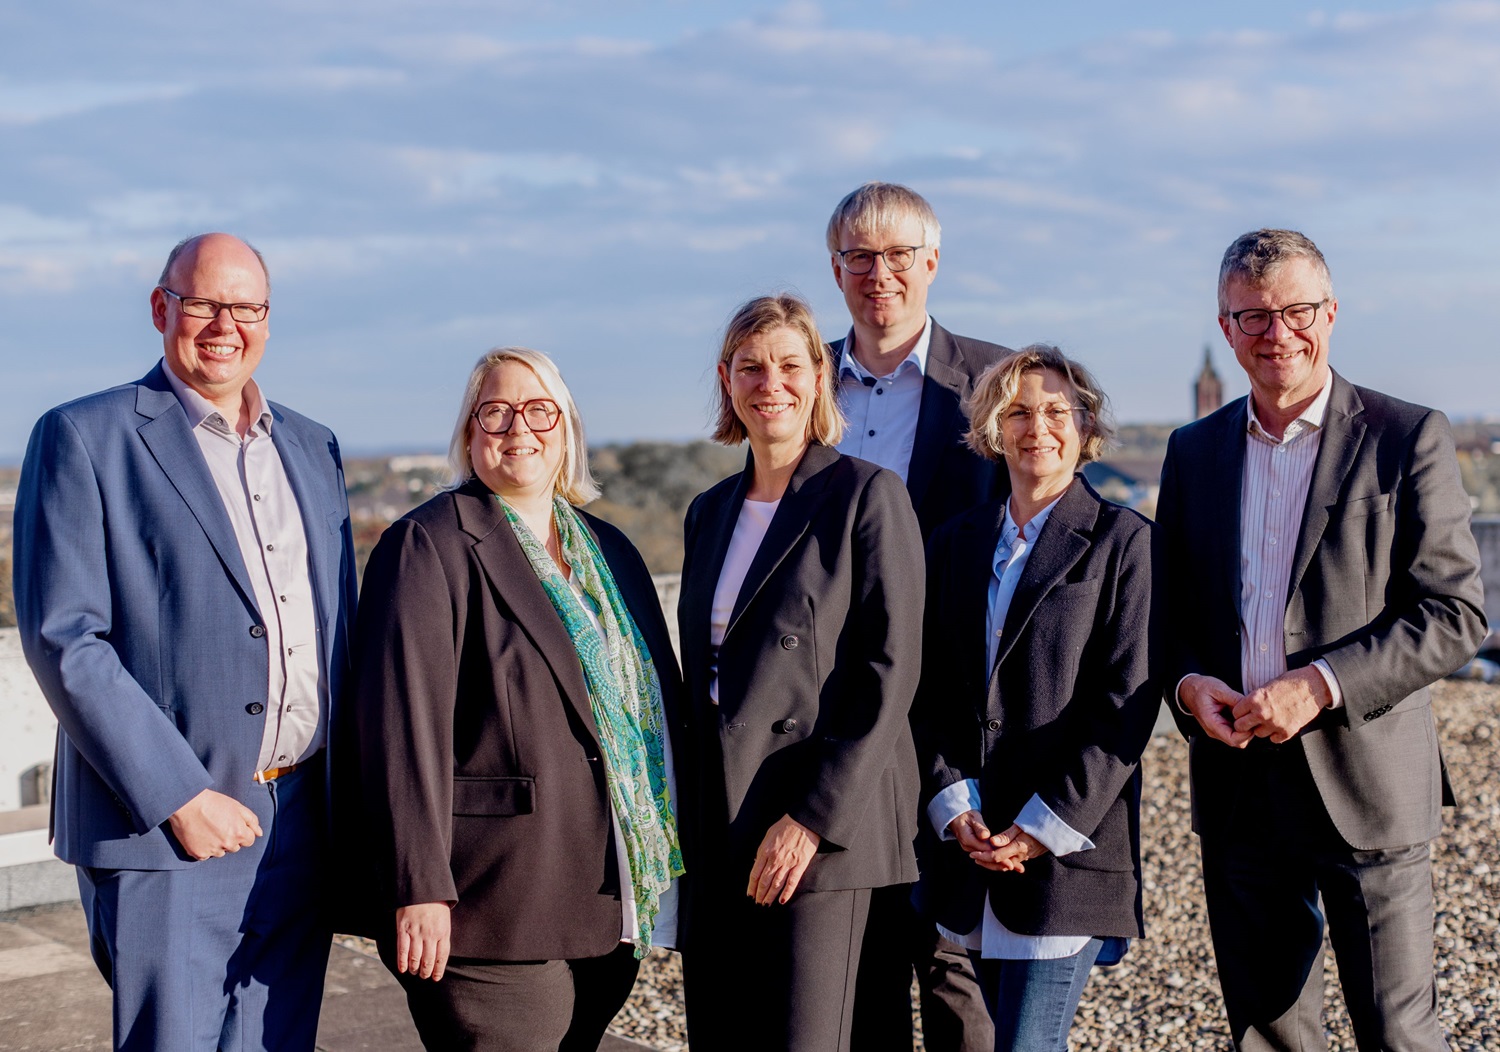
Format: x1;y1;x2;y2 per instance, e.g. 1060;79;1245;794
14;232;357;1051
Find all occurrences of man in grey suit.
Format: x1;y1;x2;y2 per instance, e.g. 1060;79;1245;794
1156;228;1486;1051
827;182;1005;1052
14;233;357;1051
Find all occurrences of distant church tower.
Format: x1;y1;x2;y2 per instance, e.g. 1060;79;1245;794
1194;345;1223;420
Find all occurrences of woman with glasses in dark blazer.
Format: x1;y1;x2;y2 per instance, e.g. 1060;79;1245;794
676;294;926;1052
914;344;1157;1052
349;347;685;1052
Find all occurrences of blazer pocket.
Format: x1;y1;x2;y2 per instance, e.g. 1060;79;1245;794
1328;492;1393;520
452;776;535;816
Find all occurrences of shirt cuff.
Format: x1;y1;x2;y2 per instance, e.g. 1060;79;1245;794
1311;659;1343;710
1015;794;1095;858
1173;674;1196;715
928;779;983;840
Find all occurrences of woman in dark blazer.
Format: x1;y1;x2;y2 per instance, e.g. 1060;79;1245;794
915;345;1157;1052
350;347;685;1052
676;294;926;1052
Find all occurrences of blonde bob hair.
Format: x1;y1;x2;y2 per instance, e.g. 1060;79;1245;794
711;293;846;447
446;346;601;505
964;344;1114;465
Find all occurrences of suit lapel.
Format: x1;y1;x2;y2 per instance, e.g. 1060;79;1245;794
1288;373;1365;601
133;367;259;610
269;413;340;646
458;485;597;738
678;457;753;673
1212;400;1249;626
993;480;1095;670
907;322;967;514
954;501;1007;690
726;443;839;637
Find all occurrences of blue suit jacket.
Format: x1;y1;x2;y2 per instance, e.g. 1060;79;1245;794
14;361;357;870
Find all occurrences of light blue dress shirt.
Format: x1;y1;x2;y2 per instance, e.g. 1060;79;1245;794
833;315;932;482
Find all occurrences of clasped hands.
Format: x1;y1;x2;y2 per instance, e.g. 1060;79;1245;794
948;811;1046;873
1179;666;1331;747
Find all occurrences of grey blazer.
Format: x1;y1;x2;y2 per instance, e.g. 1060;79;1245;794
1156;370;1487;849
830;319;1011;539
677;443;925;894
915;478;1157;939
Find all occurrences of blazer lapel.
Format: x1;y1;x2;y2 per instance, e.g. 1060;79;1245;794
678;458;753;673
954;501;1007;691
133;366;259;610
269;413;340;646
458;485;598;739
1288;373;1365;601
726;443;839;636
1212;399;1249;626
992;480;1096;671
907;322;968;514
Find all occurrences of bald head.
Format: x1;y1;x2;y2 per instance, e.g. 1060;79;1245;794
159;233;271;293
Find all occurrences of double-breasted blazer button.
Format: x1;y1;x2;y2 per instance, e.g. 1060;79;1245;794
249;625;266;638
246;702;265;715
773;718;799;734
985;718;1001;731
780;634;799;650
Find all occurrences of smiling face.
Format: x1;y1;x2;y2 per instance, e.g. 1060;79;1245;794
469;360;565;503
831;212;938;344
719;325;821;457
151;233;269;417
1001;368;1086;496
1219;255;1336;417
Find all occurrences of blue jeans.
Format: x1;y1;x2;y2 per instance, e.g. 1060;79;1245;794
969;938;1104;1052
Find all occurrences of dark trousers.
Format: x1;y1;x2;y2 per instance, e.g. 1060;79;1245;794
77;764;330;1052
850;883;994;1052
385;941;640;1052
685;879;872;1052
1199;746;1447;1052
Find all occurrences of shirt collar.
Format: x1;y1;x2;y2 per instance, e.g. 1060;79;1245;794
994;491;1064;572
162;358;273;437
1246;375;1332;442
839;315;932;383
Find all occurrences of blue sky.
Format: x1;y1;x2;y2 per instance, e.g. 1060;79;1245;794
2;1;1497;457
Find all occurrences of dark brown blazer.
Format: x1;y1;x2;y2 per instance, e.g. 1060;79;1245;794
830;319;1011;539
676;443;925;898
347;480;684;961
1156;371;1487;849
914;478;1158;939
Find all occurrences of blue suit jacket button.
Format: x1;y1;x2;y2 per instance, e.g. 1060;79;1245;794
246;702;265;715
249;625;266;638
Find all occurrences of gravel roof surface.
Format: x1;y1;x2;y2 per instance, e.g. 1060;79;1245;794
606;679;1499;1051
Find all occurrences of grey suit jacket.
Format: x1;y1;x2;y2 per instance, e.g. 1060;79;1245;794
1156;370;1486;849
830;319;1011;539
677;443;925;894
14;361;357;869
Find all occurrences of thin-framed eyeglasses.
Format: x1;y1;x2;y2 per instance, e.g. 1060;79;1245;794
472;399;562;435
158;287;269;323
835;245;925;275
1003;403;1082;430
1228;300;1326;337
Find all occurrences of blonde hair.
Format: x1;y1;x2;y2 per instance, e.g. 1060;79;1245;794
446;347;601;505
711;294;845;447
964;344;1114;464
825;182;942;253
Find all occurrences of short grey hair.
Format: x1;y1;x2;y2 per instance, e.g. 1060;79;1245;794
158;234;271;293
1217;228;1332;315
446;347;601;505
825;182;942;253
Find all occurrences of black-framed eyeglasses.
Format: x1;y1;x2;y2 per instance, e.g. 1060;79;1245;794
158;287;269;323
835;245;925;275
1228;300;1326;337
1003;404;1082;430
472;399;562;435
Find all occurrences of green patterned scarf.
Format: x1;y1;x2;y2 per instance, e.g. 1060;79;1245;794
499;495;684;956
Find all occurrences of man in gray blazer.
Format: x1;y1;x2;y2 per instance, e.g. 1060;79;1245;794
1156;228;1486;1051
14;233;357;1051
827;182;1006;1052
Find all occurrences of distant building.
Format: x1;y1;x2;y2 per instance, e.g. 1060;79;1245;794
1194;345;1223;420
